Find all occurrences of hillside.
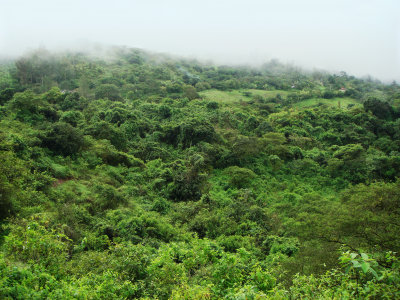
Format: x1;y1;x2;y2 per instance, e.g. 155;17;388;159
0;48;400;299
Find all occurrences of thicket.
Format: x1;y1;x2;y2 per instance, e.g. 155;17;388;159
0;48;399;299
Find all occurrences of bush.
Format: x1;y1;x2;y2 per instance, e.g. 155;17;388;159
225;166;256;188
0;88;15;105
41;122;85;156
59;110;83;127
95;84;122;101
3;217;71;269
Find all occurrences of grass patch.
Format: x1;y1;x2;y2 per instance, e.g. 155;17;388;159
200;90;250;103
200;89;289;103
293;97;361;109
246;89;290;98
200;89;360;110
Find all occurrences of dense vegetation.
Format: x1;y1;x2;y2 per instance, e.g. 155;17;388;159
0;47;400;299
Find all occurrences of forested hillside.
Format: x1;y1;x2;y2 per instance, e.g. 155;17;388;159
0;47;400;299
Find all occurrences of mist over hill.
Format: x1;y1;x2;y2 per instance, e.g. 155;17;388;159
2;0;399;82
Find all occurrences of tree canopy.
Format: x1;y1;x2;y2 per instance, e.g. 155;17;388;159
0;47;399;299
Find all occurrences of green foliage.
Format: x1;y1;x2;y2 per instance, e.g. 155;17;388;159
224;166;256;188
364;97;394;119
335;180;400;251
59;110;83;127
180;118;217;148
183;85;200;100
94;84;122;101
0;151;26;220
167;158;209;202
3;217;71;269
8;91;46;123
287;251;400;299
86;121;126;150
265;235;299;257
0;257;137;299
60;92;86;111
90;139;144;167
41;122;85;156
0;88;15;105
0;48;399;298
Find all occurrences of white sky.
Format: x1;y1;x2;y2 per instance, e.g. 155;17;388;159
1;0;399;81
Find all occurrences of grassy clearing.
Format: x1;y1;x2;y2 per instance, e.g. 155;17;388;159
200;89;289;103
246;89;290;98
293;97;361;109
200;89;360;110
199;90;248;103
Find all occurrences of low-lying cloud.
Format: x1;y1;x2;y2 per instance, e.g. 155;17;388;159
1;0;399;82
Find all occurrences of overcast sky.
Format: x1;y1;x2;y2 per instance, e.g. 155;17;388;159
1;0;399;81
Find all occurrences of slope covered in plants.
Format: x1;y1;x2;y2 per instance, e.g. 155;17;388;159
0;48;399;299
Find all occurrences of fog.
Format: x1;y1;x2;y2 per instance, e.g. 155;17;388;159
1;0;399;82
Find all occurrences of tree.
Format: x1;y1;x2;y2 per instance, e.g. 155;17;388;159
328;144;367;183
86;121;126;150
7;90;46;122
0;88;15;105
225;166;256;188
183;85;200;100
59;110;84;127
42;122;85;156
0;151;26;220
95;84;122;101
364;97;394;120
